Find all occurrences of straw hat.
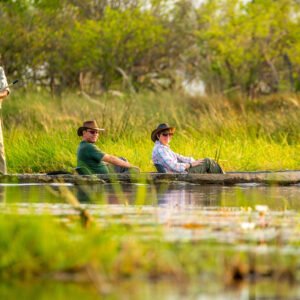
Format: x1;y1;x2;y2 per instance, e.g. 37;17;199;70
77;120;104;136
151;123;175;142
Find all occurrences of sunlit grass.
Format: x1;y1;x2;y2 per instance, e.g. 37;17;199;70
3;90;300;173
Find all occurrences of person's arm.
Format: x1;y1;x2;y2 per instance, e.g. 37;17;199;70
102;154;139;170
0;90;9;100
175;152;195;164
156;147;190;172
0;67;10;100
189;159;205;168
175;153;207;169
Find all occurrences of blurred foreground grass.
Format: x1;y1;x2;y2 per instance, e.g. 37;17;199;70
3;90;300;173
0;213;298;285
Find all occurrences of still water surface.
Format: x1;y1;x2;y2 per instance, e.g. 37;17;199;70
1;279;300;300
1;182;300;209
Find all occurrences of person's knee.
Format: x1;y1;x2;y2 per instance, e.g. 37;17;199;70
203;157;211;167
206;157;224;174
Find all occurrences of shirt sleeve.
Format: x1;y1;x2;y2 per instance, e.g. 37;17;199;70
156;146;187;173
90;144;105;162
0;67;9;92
175;153;195;164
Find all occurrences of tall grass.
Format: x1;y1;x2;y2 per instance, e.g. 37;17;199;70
2;90;300;173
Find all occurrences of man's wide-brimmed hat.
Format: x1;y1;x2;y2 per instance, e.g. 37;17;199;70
77;120;104;136
151;123;175;142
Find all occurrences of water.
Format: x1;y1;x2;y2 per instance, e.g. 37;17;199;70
1;279;300;300
1;182;300;209
1;183;300;244
1;182;300;299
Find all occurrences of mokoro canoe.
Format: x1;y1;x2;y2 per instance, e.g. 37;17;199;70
0;171;300;185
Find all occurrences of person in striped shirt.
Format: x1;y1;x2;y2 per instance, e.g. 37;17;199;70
151;123;224;174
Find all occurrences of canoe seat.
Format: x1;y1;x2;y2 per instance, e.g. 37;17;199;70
154;164;167;173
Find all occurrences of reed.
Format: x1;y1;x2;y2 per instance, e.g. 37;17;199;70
3;90;300;173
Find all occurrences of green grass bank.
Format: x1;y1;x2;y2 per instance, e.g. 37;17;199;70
3;90;300;173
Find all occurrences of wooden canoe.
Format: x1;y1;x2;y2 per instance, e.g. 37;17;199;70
0;171;300;185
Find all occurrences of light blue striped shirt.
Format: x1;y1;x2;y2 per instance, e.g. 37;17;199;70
152;141;195;173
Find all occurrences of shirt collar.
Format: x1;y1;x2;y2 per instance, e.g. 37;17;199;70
155;140;170;148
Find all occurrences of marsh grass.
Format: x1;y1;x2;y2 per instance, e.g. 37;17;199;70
3;90;300;173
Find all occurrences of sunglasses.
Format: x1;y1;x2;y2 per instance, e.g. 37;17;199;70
87;129;99;135
161;132;174;137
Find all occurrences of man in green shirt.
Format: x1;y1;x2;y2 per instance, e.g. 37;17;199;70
77;120;139;174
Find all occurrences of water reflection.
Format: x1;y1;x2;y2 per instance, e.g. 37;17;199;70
0;186;5;203
73;183;226;206
155;183;223;207
0;183;300;211
1;278;300;300
74;183;300;211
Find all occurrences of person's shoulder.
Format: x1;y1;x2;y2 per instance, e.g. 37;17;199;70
79;141;92;148
152;141;160;150
81;141;102;152
156;142;167;150
78;141;90;150
153;142;165;154
153;141;162;147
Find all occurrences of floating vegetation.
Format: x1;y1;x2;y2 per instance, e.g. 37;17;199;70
1;202;299;247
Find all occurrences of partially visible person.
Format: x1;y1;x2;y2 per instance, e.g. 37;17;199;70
0;66;10;174
151;123;224;174
76;120;139;174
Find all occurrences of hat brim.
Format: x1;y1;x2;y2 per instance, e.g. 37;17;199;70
77;126;105;136
151;127;175;142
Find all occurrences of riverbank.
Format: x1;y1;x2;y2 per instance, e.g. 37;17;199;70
3;90;300;173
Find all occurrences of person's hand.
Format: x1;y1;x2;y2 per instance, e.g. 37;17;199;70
192;159;205;167
0;90;9;100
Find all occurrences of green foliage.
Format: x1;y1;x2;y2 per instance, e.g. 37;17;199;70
0;0;170;92
2;0;300;93
196;0;300;94
68;7;166;89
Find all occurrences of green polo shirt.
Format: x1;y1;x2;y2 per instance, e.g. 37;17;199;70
77;141;109;174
